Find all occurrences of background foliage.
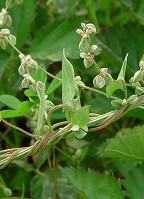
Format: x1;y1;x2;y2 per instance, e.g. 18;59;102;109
0;0;144;198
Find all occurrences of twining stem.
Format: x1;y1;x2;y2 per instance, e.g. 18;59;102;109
1;118;39;138
47;104;73;132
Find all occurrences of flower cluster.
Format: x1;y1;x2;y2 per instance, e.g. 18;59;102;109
0;8;12;27
129;59;144;95
0;29;16;49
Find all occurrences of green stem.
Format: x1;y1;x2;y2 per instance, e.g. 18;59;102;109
52;121;69;129
1;118;39;138
82;85;122;101
93;60;101;73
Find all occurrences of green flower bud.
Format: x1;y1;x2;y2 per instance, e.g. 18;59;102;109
9;34;16;45
0;38;8;49
36;81;44;91
29;59;38;70
80;52;87;58
135;86;144;95
90;45;98;55
3;187;12;196
6;0;15;9
86;23;96;34
111;100;122;109
93;75;105;88
81;22;86;29
83;58;93;68
45;100;54;111
21;77;29;88
133;70;143;83
127;95;138;105
1;29;10;35
79;35;90;53
5;15;12;26
104;73;113;86
18;64;26;76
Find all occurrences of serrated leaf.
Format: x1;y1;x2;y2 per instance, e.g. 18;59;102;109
30;18;81;61
123;165;144;199
60;167;123;199
62;50;75;104
117;53;128;81
106;81;123;98
46;71;62;95
0;95;21;110
31;169;78;199
0;110;22;118
72;106;90;127
103;126;144;161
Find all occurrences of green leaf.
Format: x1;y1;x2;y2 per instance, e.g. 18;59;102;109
103;126;144;161
46;71;62;95
62;50;75;104
31;169;78;199
0;110;22;118
0;95;21;110
72;106;90;127
117;53;128;81
30;63;47;83
30;18;82;61
9;0;35;48
74;130;87;139
106;81;123;98
60;167;123;199
123;165;144;199
18;101;33;114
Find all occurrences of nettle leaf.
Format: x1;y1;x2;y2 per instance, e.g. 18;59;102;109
31;169;78;199
0;95;21;110
72;106;90;127
123;165;144;199
103;126;144;161
30;18;81;61
46;71;62;95
60;167;123;199
117;53;128;81
62;50;75;104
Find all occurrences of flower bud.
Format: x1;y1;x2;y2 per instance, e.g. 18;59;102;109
139;60;144;70
9;34;16;45
29;59;38;70
76;29;84;35
45;100;54;111
93;75;105;88
36;81;44;91
81;22;86;29
18;64;26;76
127;95;138;105
122;99;127;105
21;77;29;88
100;68;108;74
133;70;143;83
5;15;12;27
90;45;98;55
80;52;87;58
83;58;93;68
86;23;96;34
111;100;122;109
6;0;15;9
104;73;113;86
3;187;12;196
1;29;10;35
75;76;81;82
0;38;8;49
